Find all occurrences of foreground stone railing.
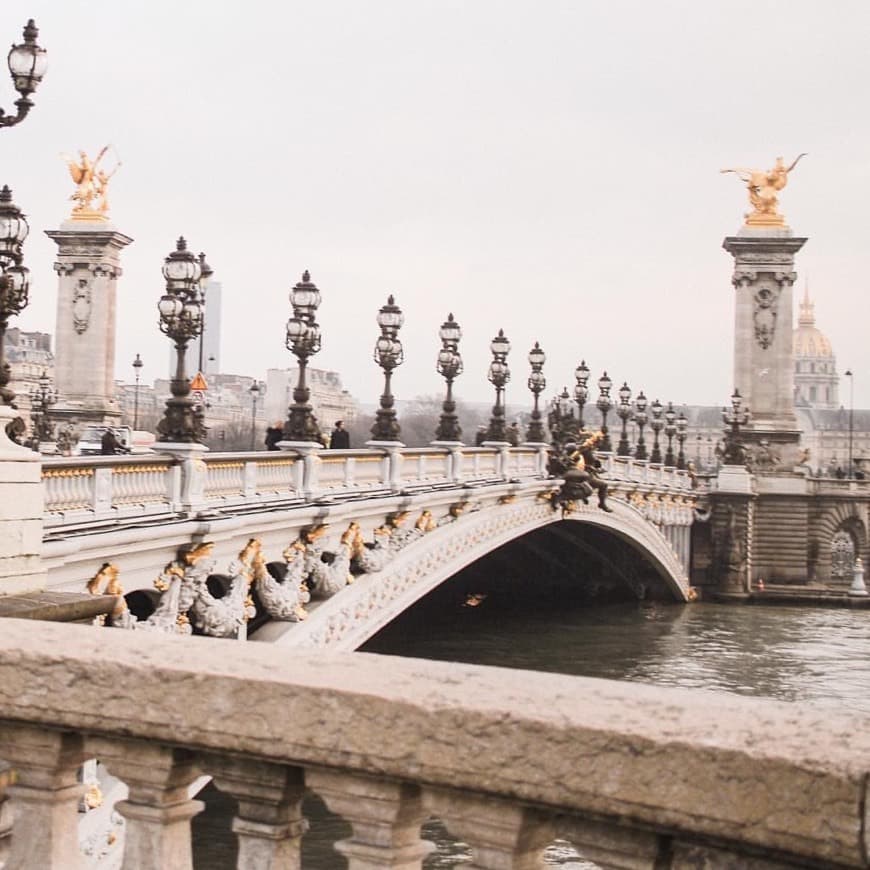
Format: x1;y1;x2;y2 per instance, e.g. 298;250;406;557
43;446;693;531
0;619;867;870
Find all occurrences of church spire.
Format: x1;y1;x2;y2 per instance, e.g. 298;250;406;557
798;277;815;326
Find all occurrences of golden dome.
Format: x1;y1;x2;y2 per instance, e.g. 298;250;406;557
793;285;833;359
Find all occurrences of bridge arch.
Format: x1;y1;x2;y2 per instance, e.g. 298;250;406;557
265;498;691;651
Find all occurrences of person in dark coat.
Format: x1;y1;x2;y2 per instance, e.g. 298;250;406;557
100;429;126;455
329;420;350;450
264;422;284;451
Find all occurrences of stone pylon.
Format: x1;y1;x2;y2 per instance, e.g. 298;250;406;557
45;219;133;425
723;226;806;463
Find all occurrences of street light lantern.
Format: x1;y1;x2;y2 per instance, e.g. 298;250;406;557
249;382;260;451
731;389;743;416
371;295;405;442
198;251;213;284
597;371;613;396
616;381;632;457
596;370;614;452
132;353;143;431
573;360;589;428
528;341;546;368
161;237;201;292
484;329;511;442
649;398;665;464
676;410;689;470
721;389;751;466
284;270;324;443
0;186;28;259
525;341;547;443
435;313;464;442
290;270;322;320
28;367;56;445
490;328;511;358
633;390;649;460
7;20;48;96
846;369;854;479
663;401;678;467
574;360;590;385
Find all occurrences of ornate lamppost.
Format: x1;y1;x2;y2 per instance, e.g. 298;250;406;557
196;252;213;376
249;382;260;451
485;329;511;442
526;341;547;443
28;369;56;444
633;391;648;460
284;270;323;443
434;312;463;442
370;295;404;442
156;237;205;443
722;389;750;465
663;401;677;467
132;353;143;430
0;186;30;408
1;20;48;131
676;410;688;470
615;381;632;456
573;360;589;429
649;398;664;464
596;371;613;451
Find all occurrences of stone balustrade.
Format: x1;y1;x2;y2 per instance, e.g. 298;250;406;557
0;618;867;869
43;446;693;531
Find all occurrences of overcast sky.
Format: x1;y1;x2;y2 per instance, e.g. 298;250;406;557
3;1;870;409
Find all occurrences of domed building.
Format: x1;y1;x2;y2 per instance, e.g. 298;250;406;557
793;285;838;409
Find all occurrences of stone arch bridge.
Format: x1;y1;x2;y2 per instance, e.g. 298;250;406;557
35;443;698;647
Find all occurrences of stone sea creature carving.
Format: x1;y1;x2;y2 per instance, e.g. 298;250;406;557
86;562;136;629
350;522;393;574
188;542;255;638
308;524;356;598
242;536;308;622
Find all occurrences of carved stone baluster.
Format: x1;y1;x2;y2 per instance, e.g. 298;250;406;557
89;738;203;870
204;755;305;870
425;789;554;870
307;769;432;869
0;725;88;870
557;816;664;869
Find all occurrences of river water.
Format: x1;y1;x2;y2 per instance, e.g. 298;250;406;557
193;599;870;867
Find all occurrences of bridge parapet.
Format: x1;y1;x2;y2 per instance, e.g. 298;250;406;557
0;618;866;869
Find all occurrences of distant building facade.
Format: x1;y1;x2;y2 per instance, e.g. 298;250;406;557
264;368;358;431
793;286;838;410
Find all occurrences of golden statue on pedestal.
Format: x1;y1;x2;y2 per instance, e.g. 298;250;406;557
721;154;806;227
61;145;121;220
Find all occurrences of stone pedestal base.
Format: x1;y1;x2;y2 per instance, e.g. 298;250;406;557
0;406;46;596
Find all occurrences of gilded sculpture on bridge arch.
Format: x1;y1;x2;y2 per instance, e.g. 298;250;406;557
61;145;121;220
721;154;806;227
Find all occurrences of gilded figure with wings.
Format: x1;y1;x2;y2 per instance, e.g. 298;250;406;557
61;146;121;218
721;154;806;227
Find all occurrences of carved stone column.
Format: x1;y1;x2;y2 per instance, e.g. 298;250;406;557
307;769;432;869
425;789;554;870
45;221;133;425
723;228;806;462
205;755;306;870
88;738;203;870
0;725;88;870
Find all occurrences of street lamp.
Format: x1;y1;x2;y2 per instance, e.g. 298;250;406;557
28;369;56;443
132;353;143;430
284;270;323;443
435;312;463;442
846;369;854;479
573;360;589;429
196;252;213;375
676;409;688;470
633;391;648;460
526;341;547;443
0;186;30;407
485;329;511;442
721;389;750;465
596;371;613;452
156;237;205;443
370;295;404;442
663;401;677;467
649;398;664;464
616;381;632;457
1;20;48;131
249;382;260;451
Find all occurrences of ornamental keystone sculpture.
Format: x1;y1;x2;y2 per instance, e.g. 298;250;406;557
61;145;121;220
721;154;806;227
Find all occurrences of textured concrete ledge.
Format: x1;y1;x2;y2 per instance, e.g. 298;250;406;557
0;619;868;867
0;591;117;621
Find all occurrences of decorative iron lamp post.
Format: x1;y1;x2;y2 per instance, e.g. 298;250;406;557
196;252;213;375
676;410;688;470
1;20;48;130
596;371;613;451
573;360;590;429
28;369;56;443
615;381;632;456
485;329;511;442
526;341;547;443
0;186;30;407
370;295;404;442
249;382;260;451
284;270;323;443
722;389;750;465
434;313;463;442
633;391;648;460
132;353;143;430
649;398;664;464
156;237;205;443
663;401;677;467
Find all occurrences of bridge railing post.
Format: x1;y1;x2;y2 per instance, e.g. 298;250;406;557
93;466;113;516
154;444;209;516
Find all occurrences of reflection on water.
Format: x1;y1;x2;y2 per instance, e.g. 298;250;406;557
194;599;870;867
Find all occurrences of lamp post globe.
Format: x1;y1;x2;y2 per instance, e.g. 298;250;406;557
28;368;56;444
484;329;511;442
155;238;206;444
663;401;678;467
435;313;463;443
721;389;751;466
596;371;614;452
132;353;143;431
649;398;664;464
573;359;590;429
370;295;404;442
249;382;260;451
2;20;48;130
615;381;632;457
633;390;649;460
676;409;688;470
525;341;547;443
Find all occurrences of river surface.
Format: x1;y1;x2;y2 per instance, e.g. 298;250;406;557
193;600;870;867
